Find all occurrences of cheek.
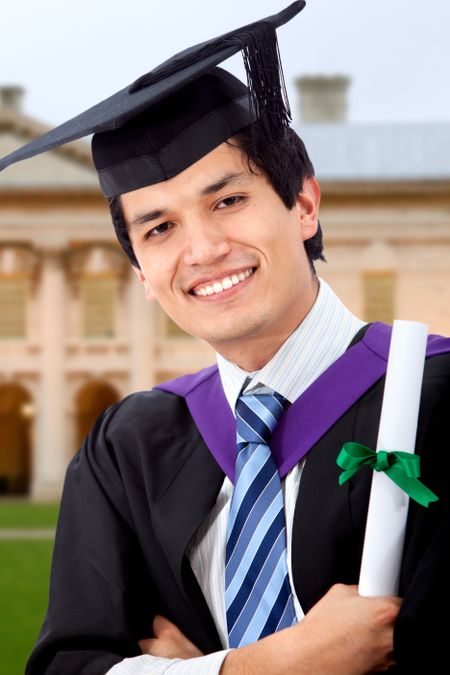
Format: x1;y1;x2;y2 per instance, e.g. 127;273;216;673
140;257;178;302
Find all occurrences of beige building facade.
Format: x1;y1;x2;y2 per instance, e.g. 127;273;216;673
1;84;449;500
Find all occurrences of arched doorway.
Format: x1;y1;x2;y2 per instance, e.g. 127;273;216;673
0;383;33;495
75;381;120;450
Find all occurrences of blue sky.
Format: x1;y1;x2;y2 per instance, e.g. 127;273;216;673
3;0;450;127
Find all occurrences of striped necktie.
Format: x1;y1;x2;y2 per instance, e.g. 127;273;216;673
225;390;297;648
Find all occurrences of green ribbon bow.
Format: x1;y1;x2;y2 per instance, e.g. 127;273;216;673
337;442;439;507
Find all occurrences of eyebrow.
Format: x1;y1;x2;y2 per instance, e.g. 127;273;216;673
129;208;167;228
128;171;251;228
199;171;251;198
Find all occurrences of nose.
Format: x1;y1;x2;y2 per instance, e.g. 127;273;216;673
182;218;231;266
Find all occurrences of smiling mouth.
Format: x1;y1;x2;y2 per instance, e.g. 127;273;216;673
191;268;255;297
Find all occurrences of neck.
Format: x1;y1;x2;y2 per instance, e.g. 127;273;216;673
216;276;320;372
223;334;295;372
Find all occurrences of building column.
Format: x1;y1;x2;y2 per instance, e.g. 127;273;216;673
32;249;67;500
128;274;156;393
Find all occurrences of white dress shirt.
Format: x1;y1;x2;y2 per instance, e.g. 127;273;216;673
107;278;365;674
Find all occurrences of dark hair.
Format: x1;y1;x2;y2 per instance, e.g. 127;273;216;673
108;123;325;269
110;196;140;268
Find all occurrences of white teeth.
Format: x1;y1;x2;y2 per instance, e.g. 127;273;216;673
193;268;254;296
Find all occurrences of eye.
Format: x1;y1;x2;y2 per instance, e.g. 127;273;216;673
216;195;245;209
144;222;173;239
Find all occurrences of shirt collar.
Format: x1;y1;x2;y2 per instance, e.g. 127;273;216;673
216;278;365;413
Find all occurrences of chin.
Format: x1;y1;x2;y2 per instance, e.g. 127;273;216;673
200;321;266;348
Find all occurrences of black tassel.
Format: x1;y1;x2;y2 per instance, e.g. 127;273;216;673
129;23;291;140
234;22;292;140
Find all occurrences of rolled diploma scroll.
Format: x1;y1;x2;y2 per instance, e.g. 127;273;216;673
358;319;428;597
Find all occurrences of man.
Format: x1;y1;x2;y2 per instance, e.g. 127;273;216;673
1;2;448;673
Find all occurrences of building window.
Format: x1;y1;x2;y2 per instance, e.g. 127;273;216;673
363;272;396;324
81;278;116;338
0;278;27;338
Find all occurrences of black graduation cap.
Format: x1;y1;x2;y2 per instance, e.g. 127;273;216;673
0;1;306;197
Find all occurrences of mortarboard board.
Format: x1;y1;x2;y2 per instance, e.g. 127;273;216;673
0;1;306;197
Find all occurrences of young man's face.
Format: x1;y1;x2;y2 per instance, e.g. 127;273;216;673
121;141;320;369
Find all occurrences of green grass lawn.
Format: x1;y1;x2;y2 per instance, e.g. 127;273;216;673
0;539;54;675
0;501;58;674
0;500;59;529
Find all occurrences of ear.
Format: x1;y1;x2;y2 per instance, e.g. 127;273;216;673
132;265;156;302
295;176;321;241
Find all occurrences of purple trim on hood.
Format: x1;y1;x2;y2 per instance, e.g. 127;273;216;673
156;323;450;482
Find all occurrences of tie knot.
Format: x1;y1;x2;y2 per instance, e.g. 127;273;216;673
236;391;288;446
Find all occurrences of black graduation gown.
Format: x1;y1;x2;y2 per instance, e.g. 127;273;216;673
26;350;450;675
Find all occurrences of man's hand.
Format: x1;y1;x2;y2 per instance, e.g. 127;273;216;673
295;583;401;673
221;583;402;674
138;615;204;659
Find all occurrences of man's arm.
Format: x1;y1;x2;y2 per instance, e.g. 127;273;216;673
134;584;400;675
221;584;399;674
